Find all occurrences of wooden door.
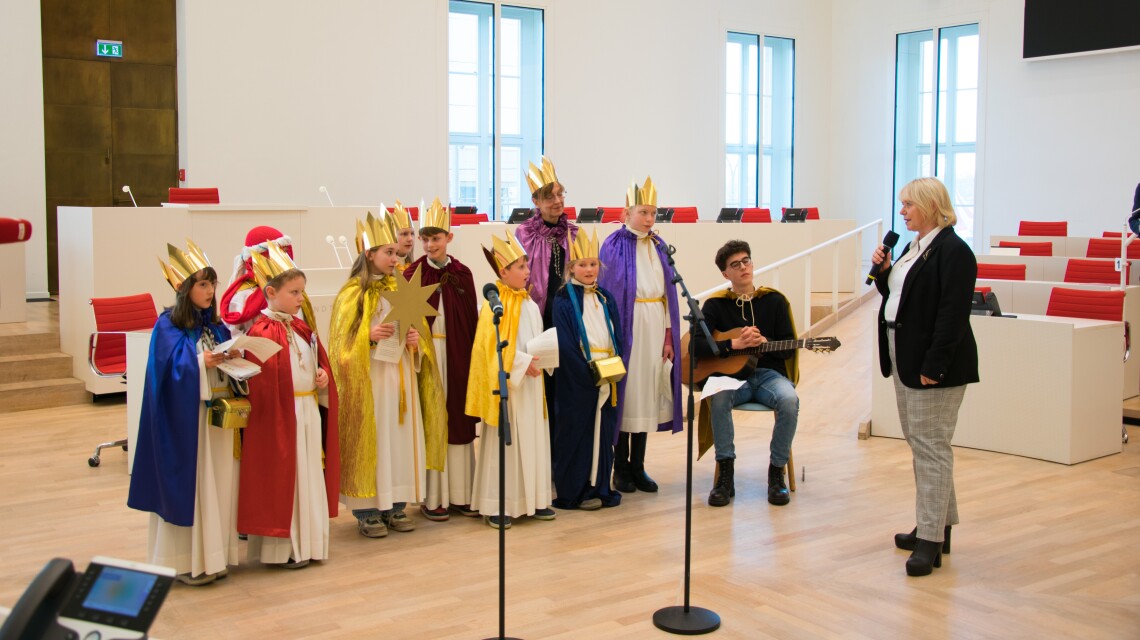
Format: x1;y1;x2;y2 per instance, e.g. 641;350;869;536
41;0;177;294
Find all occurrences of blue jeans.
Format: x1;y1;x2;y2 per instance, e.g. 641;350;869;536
707;368;798;467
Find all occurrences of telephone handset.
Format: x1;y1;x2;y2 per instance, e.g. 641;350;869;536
0;556;175;640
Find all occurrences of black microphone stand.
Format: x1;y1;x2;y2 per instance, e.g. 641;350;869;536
485;306;521;640
653;242;721;635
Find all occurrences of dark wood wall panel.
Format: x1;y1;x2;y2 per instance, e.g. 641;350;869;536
112;64;176;109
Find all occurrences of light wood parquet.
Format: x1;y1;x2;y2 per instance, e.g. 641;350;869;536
1;301;1138;639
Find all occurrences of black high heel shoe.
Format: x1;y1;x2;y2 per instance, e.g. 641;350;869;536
905;538;943;577
894;526;951;553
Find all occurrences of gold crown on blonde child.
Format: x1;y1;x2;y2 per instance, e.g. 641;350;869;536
570;227;600;262
625;176;658;207
158;239;211;291
355;210;399;254
389;200;415;232
481;230;528;273
419;197;450;233
250;242;300;289
525;156;560;196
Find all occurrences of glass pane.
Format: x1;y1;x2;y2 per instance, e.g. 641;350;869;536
748;95;759;146
957;34;979;89
502;18;520;77
746;153;757;208
747;42;758;95
448;13;478;74
449;74;478;133
726;95;741;145
502;77;520;136
725;154;741;207
726;42;741;94
764;36;794;213
893;30;935;233
761;154;772;208
760;95;771;146
504;4;543;218
501;145;521;218
955;88;976;143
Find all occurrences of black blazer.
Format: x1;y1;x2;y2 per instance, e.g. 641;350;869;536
876;226;979;389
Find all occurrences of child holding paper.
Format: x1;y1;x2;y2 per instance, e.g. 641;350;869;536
128;240;239;586
465;230;555;529
552;228;624;510
329;211;447;538
238;247;340;569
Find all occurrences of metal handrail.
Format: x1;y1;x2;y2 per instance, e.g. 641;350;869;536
693;219;885;332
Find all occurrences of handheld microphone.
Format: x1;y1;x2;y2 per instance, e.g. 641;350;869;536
319;185;335;206
483;282;504;316
866;230;900;285
121;185;137;207
0;218;32;245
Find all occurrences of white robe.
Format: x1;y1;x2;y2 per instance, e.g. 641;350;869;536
248;312;331;564
471;296;553;517
342;296;427;512
424;260;477;510
146;337;239;578
621;226;674;433
576;281;614;484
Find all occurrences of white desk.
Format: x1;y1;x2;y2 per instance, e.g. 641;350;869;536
990;235;1132;258
975;280;1138;399
871;314;1124;465
976;254;1140;287
58;206;862;394
0;242;27;323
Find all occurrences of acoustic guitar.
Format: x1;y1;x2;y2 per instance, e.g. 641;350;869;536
679;327;841;385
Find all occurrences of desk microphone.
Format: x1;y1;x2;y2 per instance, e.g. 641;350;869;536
483;282;504;316
319;185;335;206
121;185;138;207
866;230;900;285
0;218;32;244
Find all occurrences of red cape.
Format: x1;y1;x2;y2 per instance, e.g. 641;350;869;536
405;255;479;444
237;315;340;537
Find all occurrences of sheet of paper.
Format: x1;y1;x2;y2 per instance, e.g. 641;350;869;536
373;321;403;363
216;357;263;381
698;375;747;403
213;335;282;361
525;327;559;371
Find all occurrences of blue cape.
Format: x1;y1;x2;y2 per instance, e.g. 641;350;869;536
127;309;229;527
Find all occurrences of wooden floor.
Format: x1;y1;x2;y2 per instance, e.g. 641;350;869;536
1;301;1138;639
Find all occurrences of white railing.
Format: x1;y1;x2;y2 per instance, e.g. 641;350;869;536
694;219;885;331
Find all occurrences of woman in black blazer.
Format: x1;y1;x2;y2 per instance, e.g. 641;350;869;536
871;177;978;577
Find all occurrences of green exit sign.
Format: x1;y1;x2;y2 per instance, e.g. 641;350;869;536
96;39;123;58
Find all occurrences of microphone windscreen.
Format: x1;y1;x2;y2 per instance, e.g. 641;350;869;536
883;230;900;249
0;218;32;244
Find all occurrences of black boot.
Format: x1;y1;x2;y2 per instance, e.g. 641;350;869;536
613;433;636;493
894;526;952;554
707;459;735;507
905;538;943;577
767;463;790;506
629;432;658;492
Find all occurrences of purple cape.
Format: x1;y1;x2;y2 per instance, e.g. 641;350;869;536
514;211;578;312
598;226;683;434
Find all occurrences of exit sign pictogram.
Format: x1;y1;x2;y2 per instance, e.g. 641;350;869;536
96;40;123;58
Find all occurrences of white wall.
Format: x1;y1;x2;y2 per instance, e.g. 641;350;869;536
177;0;834;221
830;0;1140;247
1;0;47;299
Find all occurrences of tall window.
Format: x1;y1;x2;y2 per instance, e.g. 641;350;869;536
726;32;794;212
448;1;543;220
893;24;979;241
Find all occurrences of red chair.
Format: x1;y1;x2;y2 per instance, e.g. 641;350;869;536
451;213;487;226
168;187;220;204
1103;231;1123;238
87;293;159;466
1047;287;1130;444
1018;221;1067;236
1087;237;1140;260
563;206;577;221
1064;258;1130;284
600;207;624;223
998;240;1052;256
976;263;1027;280
671;207;699;223
781;207;820;220
974;286;992;295
741;208;771;223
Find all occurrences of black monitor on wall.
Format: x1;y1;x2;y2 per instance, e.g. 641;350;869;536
507;208;533;223
782;208;808;223
454;206;477;215
577;207;602;223
655;207;675;223
1023;0;1140;59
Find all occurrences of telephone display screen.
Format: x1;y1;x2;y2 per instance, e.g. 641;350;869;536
81;566;157;617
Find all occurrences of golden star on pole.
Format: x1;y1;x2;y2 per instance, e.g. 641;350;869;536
379;264;440;346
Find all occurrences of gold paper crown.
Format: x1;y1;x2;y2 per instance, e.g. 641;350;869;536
250;242;299;289
570;227;600;262
481;229;529;274
625;176;658;208
419;197;450;233
355;210;399;253
389;200;414;231
158;239;212;291
525;156;560;195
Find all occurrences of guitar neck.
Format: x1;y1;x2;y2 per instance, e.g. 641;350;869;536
734;339;806;356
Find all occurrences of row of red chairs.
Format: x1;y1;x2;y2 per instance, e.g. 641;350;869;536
978;259;1130;285
1018;221;1129;239
997;238;1140;259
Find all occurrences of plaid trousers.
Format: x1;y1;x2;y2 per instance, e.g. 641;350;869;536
887;329;965;543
